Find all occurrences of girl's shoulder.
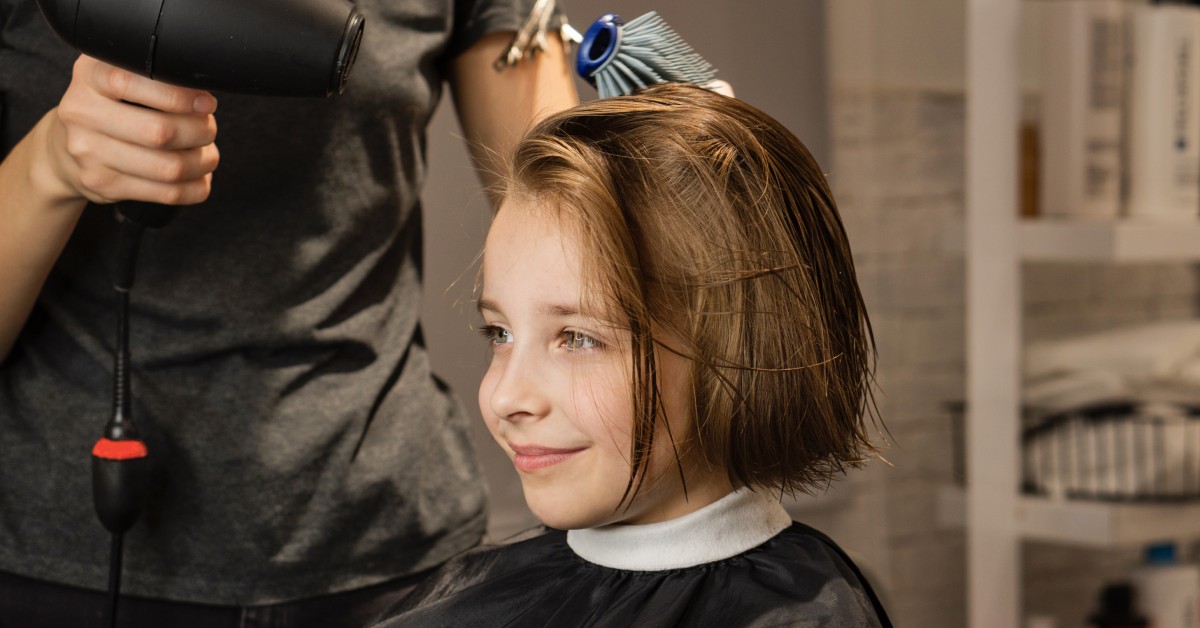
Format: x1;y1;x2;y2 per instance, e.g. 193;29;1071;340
372;522;892;627
744;522;892;627
371;525;568;619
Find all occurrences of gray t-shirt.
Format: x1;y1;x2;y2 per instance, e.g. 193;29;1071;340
0;0;541;606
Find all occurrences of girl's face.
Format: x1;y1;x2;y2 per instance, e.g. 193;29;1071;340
478;199;731;530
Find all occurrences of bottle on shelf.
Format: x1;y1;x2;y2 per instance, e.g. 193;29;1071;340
1129;542;1200;628
1124;0;1200;222
1087;583;1149;628
1039;0;1125;221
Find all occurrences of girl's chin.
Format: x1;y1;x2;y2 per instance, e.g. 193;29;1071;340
527;506;597;530
524;493;618;530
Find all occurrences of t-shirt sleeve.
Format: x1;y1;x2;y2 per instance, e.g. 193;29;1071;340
445;0;566;61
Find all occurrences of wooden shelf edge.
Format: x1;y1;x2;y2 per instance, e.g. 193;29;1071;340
943;219;1200;262
937;486;1200;547
1020;220;1200;262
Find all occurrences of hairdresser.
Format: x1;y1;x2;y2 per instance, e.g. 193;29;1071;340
0;0;577;624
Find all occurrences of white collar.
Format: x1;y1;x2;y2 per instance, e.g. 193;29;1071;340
565;488;792;571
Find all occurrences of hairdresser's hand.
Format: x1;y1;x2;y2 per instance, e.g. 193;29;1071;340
705;80;735;98
43;55;220;207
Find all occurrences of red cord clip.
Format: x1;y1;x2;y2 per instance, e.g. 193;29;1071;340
92;438;148;461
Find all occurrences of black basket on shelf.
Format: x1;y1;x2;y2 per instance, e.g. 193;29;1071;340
946;400;1200;503
1021;401;1200;502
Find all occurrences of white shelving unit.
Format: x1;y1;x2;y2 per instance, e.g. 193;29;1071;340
966;1;1022;625
965;1;1200;625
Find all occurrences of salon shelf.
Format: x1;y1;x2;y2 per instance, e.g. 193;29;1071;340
938;487;1200;548
964;1;1200;625
945;218;1200;262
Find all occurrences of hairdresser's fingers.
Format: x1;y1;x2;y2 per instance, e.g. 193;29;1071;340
68;137;219;205
47;110;220;206
81;134;220;185
82;171;215;207
77;55;217;116
59;95;219;152
705;80;735;98
59;68;218;151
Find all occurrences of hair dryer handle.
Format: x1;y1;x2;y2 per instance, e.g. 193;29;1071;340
116;202;181;230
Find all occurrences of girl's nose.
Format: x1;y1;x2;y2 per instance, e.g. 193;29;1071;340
487;351;552;423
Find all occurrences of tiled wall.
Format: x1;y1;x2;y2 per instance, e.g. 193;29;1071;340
817;86;970;628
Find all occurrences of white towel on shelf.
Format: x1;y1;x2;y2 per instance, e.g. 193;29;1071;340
1024;320;1200;409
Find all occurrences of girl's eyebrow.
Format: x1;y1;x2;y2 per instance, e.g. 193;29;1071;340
475;298;582;319
541;304;580;317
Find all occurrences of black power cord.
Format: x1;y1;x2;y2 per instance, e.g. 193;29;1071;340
104;532;125;628
91;207;160;628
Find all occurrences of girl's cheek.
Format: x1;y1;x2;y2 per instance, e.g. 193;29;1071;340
478;369;500;423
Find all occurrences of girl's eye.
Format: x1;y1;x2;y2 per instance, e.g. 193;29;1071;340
562;330;599;350
479;325;513;345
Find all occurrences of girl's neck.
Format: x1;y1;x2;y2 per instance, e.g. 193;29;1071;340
618;471;736;526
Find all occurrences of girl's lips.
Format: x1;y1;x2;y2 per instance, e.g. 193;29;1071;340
509;445;586;472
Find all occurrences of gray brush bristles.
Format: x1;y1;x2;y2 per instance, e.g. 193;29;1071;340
592;12;716;99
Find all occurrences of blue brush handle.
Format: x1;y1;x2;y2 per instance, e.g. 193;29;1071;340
576;13;622;80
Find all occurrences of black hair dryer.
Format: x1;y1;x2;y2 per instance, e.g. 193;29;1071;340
36;0;365;97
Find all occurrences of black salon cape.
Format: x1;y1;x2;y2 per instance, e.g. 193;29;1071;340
371;522;892;628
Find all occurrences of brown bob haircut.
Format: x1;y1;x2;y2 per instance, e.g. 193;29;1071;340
500;83;880;503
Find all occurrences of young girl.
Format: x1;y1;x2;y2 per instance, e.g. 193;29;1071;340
373;83;892;627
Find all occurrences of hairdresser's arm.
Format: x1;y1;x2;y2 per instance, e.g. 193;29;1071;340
0;55;219;362
449;30;578;204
